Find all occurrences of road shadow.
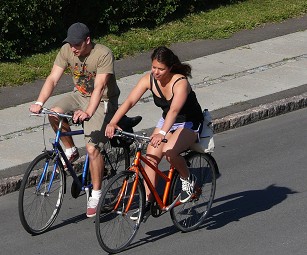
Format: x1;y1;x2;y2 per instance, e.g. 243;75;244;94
45;184;295;249
125;225;180;252
128;184;296;251
203;184;297;230
47;213;88;233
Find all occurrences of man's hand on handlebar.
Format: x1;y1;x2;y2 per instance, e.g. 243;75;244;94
105;123;122;139
29;104;42;114
73;110;91;123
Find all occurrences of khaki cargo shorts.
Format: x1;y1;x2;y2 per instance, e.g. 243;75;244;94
52;90;118;152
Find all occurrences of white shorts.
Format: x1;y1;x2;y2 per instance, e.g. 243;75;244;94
156;117;201;133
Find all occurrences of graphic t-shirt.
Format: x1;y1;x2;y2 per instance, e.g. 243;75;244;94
54;43;120;101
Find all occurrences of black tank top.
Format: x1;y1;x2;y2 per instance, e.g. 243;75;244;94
150;74;203;124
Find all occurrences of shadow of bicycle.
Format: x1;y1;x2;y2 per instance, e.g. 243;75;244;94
47;213;88;233
128;184;296;250
203;184;297;230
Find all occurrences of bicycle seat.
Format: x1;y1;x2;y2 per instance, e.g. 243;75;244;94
127;116;142;127
118;115;142;129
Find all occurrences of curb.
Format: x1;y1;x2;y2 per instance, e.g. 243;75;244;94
213;93;307;133
1;93;306;197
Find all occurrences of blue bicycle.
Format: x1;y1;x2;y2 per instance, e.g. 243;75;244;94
18;108;141;235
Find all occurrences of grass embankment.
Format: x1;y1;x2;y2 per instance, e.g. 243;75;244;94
1;0;307;87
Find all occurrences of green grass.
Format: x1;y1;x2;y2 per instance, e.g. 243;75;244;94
1;0;307;87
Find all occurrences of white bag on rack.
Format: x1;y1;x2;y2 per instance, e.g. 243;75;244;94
190;109;215;153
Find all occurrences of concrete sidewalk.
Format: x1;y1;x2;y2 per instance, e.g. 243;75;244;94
1;29;307;196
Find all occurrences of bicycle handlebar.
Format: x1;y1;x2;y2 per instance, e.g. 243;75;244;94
114;129;167;144
30;108;73;119
30;108;90;125
114;129;151;142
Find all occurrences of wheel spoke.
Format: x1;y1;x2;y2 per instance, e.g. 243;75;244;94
95;171;143;253
170;152;216;232
18;152;64;235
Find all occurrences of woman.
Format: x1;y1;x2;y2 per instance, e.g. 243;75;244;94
105;46;204;219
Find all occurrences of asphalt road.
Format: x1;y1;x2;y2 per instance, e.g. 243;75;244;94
1;108;306;255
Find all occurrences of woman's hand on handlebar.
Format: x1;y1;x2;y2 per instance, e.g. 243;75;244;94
150;133;165;148
105;123;121;138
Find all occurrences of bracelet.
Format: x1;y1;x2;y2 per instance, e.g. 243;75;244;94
35;101;43;107
158;130;166;136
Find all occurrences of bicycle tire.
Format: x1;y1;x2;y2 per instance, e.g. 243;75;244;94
169;152;216;232
104;141;131;179
95;170;145;253
18;151;65;235
70;141;130;198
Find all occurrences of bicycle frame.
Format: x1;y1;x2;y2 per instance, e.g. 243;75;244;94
35;109;133;196
118;144;181;215
37;116;91;194
19;109;144;236
58;131;90;189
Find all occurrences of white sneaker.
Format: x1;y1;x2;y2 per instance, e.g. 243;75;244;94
86;197;99;217
180;174;196;203
130;201;151;221
60;148;79;169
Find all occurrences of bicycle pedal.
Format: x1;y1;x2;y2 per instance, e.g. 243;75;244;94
151;201;162;217
104;168;117;179
142;211;151;223
73;155;86;164
71;174;83;198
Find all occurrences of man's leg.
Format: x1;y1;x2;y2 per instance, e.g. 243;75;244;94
87;144;104;190
48;106;79;166
83;99;117;217
86;144;104;217
48;106;75;148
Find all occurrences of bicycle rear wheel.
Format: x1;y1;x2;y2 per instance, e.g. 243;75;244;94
103;141;130;179
95;171;145;253
170;152;216;232
18;151;65;235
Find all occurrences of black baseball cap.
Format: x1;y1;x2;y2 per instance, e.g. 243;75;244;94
63;22;90;44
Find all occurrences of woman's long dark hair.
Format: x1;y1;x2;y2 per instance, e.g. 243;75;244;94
151;46;192;78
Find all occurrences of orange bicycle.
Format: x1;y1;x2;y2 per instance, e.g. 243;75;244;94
95;129;218;253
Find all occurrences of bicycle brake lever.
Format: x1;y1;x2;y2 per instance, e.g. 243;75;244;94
72;117;90;125
114;129;122;136
30;113;44;117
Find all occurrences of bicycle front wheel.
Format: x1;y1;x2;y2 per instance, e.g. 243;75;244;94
95;171;145;254
18;151;65;235
104;141;130;179
170;152;216;232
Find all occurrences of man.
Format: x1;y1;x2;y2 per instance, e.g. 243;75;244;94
29;22;120;217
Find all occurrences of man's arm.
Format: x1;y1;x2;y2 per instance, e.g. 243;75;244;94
29;64;65;113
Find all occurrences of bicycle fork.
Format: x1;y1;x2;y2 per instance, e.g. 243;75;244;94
36;154;61;196
113;173;139;215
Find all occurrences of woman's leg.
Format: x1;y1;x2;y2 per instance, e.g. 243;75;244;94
162;128;198;202
144;127;197;201
144;128;164;201
162;127;197;178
